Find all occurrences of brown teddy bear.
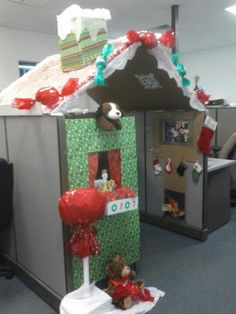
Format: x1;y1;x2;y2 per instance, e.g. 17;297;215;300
95;102;122;131
106;254;153;310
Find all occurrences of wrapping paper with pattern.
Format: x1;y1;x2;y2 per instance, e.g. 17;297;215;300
65;116;140;287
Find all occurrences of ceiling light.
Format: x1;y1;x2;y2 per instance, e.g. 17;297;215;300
225;5;236;15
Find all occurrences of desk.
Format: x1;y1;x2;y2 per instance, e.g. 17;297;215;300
208;158;236;172
205;158;236;234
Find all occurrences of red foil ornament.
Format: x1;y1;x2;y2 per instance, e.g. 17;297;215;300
140;32;158;49
159;29;175;48
110;276;154;304
59;188;106;259
59;188;106;226
196;89;210;104
68;225;100;258
126;30;140;43
12;98;35;110
35;86;60;107
61;78;79;96
103;191;117;202
115;187;136;199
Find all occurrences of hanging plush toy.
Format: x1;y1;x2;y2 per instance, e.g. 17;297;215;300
106;254;154;310
194;75;210;105
95;102;122;131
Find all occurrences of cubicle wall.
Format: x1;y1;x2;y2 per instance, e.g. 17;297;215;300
208;107;236;147
138;111;205;238
0;116;66;299
0;110;207;309
0;117;7;159
0;116;16;259
0;114;141;306
133;112;146;212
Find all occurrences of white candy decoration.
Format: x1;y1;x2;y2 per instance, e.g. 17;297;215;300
57;4;111;41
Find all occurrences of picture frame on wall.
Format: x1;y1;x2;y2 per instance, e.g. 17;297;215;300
160;119;193;145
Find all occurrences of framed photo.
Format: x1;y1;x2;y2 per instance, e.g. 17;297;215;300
160;119;193;145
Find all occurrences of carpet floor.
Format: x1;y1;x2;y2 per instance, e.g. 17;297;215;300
137;207;236;314
1;208;236;314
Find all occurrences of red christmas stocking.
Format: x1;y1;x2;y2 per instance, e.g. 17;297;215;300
165;158;172;174
197;116;217;155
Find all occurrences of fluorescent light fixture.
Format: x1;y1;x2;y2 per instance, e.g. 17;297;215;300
225;5;236;15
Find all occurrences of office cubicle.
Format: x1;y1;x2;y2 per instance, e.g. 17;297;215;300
0;114;140;311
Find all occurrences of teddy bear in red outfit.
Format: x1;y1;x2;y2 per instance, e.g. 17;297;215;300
106;254;154;310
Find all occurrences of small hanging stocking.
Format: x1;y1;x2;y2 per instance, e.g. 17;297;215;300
197;116;217;155
192;161;203;183
165;158;172;174
153;159;162;176
176;161;188;176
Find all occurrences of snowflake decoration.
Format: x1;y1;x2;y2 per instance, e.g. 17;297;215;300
134;73;162;90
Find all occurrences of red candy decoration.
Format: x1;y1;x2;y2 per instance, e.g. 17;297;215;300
103;191;117;202
196;89;210;104
61;78;79;96
115;187;136;199
12;98;35;110
140;31;158;49
159;29;175;48
59;188;106;259
126;30;140;43
35;86;60;107
68;225;100;258
59;188;106;226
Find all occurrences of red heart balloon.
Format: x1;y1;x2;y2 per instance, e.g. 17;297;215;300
59;188;106;226
140;32;158;49
35;86;60;107
61;78;79;96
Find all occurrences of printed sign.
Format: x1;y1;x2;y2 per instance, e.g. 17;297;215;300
105;196;138;216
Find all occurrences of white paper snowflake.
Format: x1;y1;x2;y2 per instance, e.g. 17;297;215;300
134;73;162;90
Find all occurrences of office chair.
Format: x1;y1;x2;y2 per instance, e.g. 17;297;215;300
218;133;236;204
0;158;14;278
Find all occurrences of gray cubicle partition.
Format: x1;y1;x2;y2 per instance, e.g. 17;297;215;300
217;108;236;146
0;114;141;310
0;117;7;159
145;112;164;216
0;116;66;310
0;116;17;259
1;110;227;310
133;112;146;212
207;106;236;148
139;111;206;240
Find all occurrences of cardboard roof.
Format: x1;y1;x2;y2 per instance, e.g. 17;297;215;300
88;46;192;111
0;35;205;116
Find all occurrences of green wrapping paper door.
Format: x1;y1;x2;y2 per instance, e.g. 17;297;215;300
65;116;140;288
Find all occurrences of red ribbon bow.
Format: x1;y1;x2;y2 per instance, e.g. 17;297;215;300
68;225;100;259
